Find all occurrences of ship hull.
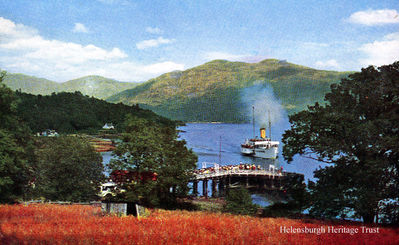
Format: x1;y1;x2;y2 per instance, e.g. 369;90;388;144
254;146;278;159
240;145;279;159
240;147;254;155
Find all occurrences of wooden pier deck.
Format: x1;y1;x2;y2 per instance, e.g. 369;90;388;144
191;168;304;198
194;169;285;180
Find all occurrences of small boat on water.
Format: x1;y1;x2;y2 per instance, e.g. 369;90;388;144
240;109;279;159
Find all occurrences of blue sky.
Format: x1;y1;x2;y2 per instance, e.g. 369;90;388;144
0;0;398;82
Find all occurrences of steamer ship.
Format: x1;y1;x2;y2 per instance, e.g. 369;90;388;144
240;109;279;159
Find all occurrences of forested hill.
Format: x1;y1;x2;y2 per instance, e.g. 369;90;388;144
16;91;174;134
60;76;140;99
107;59;352;122
3;73;139;99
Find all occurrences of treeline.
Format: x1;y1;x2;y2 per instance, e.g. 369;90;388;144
16;91;174;134
282;62;399;224
0;72;182;203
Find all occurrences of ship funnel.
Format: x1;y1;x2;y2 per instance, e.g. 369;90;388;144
260;128;266;139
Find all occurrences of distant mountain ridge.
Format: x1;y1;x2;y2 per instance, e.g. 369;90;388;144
3;73;139;99
3;59;353;123
107;59;353;122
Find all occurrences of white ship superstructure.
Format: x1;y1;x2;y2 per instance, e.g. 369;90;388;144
240;108;279;159
240;128;279;159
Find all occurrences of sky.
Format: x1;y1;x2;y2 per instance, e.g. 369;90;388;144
0;0;398;82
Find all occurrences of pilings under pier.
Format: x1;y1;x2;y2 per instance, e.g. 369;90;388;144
191;169;304;198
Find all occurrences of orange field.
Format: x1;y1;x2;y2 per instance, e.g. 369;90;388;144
0;204;398;244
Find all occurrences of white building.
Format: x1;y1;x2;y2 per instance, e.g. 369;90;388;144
102;123;115;130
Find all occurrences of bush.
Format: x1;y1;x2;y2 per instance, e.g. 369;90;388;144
223;187;259;216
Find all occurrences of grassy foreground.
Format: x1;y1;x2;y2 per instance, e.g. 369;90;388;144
0;204;397;244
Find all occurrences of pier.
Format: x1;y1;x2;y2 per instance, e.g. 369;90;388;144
191;164;304;198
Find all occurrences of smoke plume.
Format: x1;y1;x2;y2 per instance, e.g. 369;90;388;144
241;82;285;128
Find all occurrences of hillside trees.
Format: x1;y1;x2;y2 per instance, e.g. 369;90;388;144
0;71;31;203
107;115;197;208
15;91;174;134
282;62;399;223
32;136;104;201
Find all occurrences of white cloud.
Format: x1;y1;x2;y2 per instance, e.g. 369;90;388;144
145;27;162;34
203;52;249;61
0;17;37;40
102;61;184;80
0;33;127;63
202;52;271;63
0;17;126;62
348;9;399;26
142;61;184;74
314;59;341;70
359;32;399;67
73;23;89;33
0;17;184;82
136;37;175;50
384;32;399;40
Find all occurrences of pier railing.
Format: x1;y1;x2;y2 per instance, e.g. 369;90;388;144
193;169;284;180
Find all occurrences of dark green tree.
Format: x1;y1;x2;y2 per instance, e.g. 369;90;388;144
0;71;30;203
282;62;399;223
0;129;27;202
108;115;197;208
223;187;259;216
33;136;104;201
15;91;174;134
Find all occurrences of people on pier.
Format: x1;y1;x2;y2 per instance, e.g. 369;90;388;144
194;163;270;175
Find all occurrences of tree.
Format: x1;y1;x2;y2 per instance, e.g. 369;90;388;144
0;129;28;202
282;62;399;223
108;115;197;208
15;91;174;134
33;136;104;202
0;71;30;203
223;187;259;216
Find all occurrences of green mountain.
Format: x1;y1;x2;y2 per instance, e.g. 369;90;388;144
3;73;60;95
60;76;139;99
3;73;139;99
107;59;353;122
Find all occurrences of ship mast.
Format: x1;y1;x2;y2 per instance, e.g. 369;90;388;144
252;105;255;138
268;110;271;139
219;135;222;165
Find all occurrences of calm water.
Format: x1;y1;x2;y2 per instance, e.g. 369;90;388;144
178;119;327;206
101;151;113;176
178;121;325;182
102;117;325;205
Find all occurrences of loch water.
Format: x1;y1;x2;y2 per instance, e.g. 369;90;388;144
177;118;327;206
102;117;326;206
178;121;325;182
